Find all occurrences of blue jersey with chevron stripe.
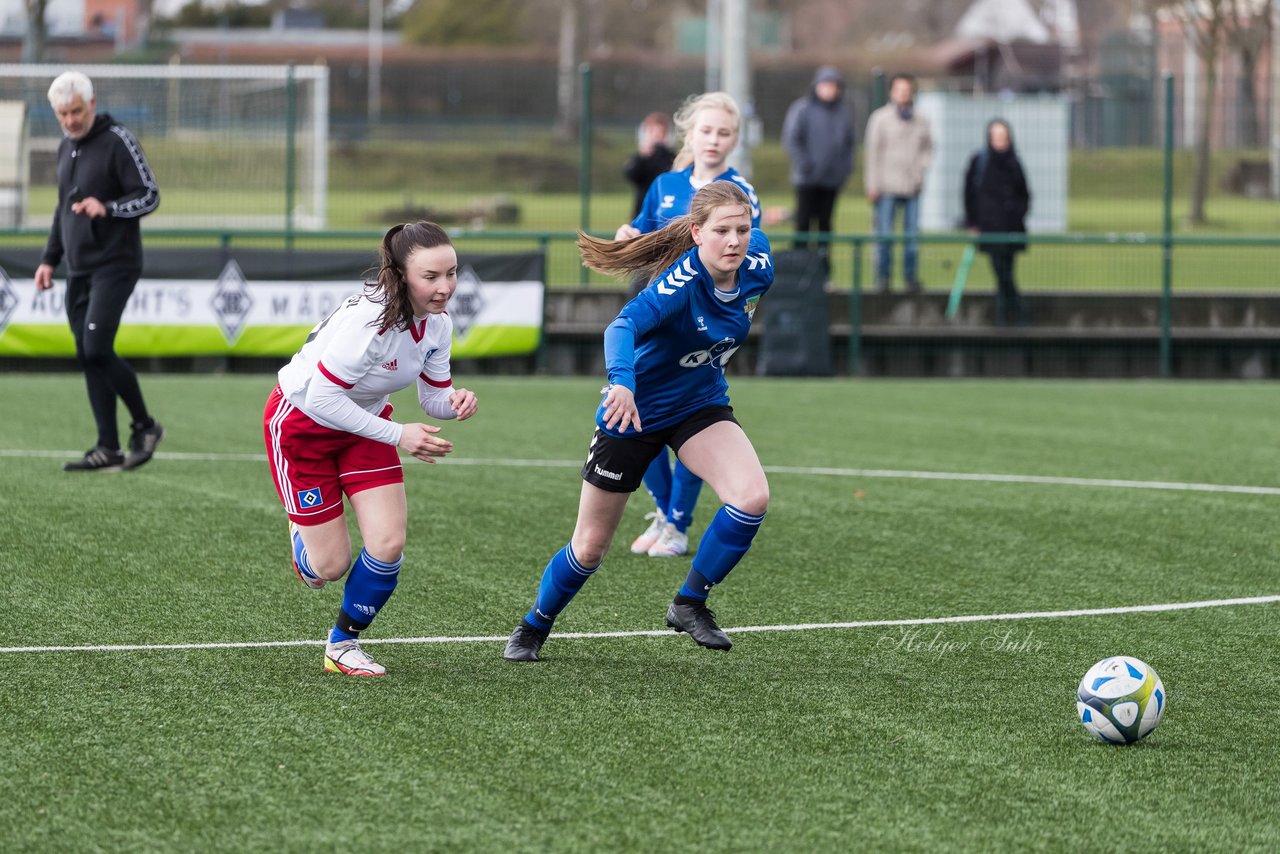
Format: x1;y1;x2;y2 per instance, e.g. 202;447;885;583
598;228;774;435
631;166;762;234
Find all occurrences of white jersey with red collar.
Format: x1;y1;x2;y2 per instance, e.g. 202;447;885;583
277;289;454;446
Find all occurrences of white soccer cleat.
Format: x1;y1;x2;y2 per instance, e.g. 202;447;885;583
630;510;667;554
647;523;689;557
324;639;386;676
290;522;325;589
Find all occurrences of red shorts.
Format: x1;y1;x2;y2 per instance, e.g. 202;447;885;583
263;385;403;525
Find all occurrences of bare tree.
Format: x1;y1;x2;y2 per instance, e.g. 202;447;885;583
22;0;50;63
1168;0;1227;225
1223;0;1271;147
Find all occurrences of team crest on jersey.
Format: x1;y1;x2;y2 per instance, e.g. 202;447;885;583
296;487;323;508
381;359;398;371
744;296;760;319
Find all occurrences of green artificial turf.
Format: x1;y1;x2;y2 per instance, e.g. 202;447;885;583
1;375;1278;851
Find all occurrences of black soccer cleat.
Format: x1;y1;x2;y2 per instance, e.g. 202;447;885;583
503;619;550;662
666;600;732;651
63;446;125;472
123;421;165;471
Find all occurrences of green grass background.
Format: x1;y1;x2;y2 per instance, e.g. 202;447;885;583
8;143;1280;290
1;374;1278;850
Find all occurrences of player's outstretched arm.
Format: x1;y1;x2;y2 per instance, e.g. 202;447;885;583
398;422;453;463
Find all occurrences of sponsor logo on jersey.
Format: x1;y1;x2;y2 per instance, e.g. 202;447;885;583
744;295;760;319
296;487;323;508
381;359;398;371
679;337;739;369
593;464;623;481
657;258;697;296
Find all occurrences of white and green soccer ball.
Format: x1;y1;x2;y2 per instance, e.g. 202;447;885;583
1076;656;1165;744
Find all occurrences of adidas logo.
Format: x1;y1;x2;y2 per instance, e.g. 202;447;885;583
381;359;398;371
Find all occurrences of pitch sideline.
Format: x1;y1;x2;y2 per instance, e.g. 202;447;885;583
5;448;1280;496
2;594;1277;655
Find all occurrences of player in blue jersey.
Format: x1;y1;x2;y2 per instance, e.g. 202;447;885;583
613;91;762;560
504;182;773;662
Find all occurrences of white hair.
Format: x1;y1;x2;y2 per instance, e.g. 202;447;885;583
47;71;94;109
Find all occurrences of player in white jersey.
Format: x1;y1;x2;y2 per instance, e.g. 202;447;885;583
263;221;478;676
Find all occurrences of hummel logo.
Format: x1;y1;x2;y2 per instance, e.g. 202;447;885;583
745;253;771;270
381;359;398;371
660;194;676;209
657;258;697;296
696;315;707;331
593;464;623;481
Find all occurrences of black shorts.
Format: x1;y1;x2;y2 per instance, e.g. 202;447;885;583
580;405;739;493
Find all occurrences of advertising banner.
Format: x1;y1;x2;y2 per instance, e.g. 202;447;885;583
0;249;544;359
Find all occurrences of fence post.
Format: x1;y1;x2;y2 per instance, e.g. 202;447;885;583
285;63;297;251
1160;72;1173;378
849;237;863;376
578;63;593;235
536;235;549;372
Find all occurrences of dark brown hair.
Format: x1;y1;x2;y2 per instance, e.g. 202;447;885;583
577;182;752;283
368;221;453;331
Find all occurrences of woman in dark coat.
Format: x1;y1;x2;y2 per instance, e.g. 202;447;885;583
963;119;1030;325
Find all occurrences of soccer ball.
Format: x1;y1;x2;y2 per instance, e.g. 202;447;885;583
1076;656;1165;744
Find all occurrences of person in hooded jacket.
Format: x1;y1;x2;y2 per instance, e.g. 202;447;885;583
781;66;856;251
963;118;1031;326
34;70;164;471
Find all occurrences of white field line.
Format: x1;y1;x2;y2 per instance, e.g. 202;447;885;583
5;449;1280;496
2;595;1277;655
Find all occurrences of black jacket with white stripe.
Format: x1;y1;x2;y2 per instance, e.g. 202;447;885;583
42;112;160;277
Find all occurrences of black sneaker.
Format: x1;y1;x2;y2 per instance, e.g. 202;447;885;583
503;619;550;662
666;601;732;651
63;446;125;472
123;421;165;471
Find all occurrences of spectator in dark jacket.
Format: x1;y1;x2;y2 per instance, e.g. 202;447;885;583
623;112;676;219
34;70;164;471
782;66;855;250
964;119;1030;326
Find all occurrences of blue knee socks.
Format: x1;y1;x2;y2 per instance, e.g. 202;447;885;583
667;460;704;533
678;504;766;601
329;548;401;643
524;543;599;631
291;528;323;584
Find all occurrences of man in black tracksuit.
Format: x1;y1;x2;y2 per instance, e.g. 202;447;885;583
35;71;164;472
